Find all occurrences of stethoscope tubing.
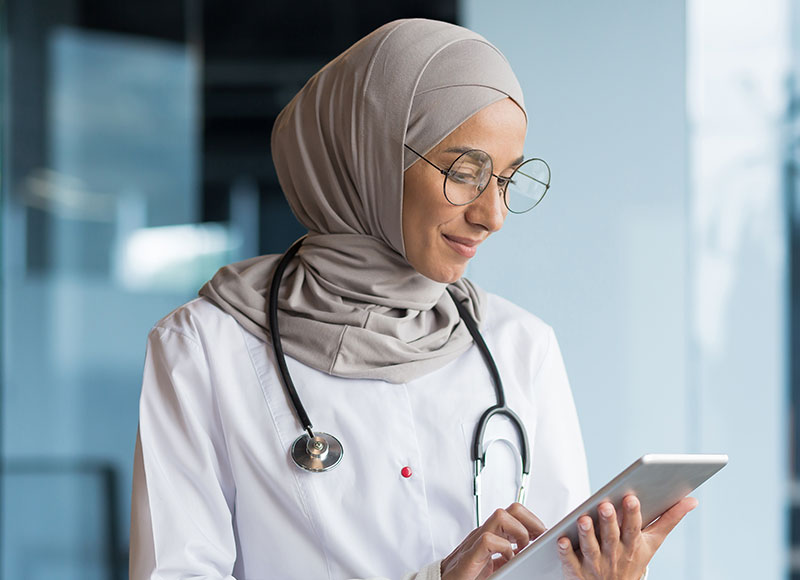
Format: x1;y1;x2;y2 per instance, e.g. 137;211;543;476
447;290;531;478
268;236;314;440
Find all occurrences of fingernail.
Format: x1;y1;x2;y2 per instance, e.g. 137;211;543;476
625;496;638;509
599;504;613;518
558;539;570;551
579;519;591;531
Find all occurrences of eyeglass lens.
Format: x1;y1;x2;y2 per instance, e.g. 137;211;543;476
445;151;551;214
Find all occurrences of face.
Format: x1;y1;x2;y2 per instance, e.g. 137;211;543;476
402;98;527;283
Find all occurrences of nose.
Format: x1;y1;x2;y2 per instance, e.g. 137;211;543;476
465;178;507;233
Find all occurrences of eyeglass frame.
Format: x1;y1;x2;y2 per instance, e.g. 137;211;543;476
403;144;551;214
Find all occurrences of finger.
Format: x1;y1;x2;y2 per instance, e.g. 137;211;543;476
467;532;515;569
491;553;511;572
597;501;620;552
484;507;536;550
448;532;515;580
557;537;583;579
644;497;698;541
506;502;547;542
620;495;643;546
577;515;601;565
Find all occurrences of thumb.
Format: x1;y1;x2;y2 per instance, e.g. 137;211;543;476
644;497;698;541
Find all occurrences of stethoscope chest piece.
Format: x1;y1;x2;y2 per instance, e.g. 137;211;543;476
291;432;344;472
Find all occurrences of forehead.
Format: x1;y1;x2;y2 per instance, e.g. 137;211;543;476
434;98;526;163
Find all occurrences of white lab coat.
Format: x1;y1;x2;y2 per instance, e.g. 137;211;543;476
130;292;590;580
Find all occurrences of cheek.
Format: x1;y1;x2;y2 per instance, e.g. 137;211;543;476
402;190;432;267
404;187;452;241
402;168;436;251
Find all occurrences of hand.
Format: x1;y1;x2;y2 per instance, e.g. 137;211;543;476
440;502;546;580
557;495;698;579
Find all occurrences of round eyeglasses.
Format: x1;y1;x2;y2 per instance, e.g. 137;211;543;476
404;144;551;214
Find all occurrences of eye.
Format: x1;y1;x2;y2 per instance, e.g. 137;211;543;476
448;170;480;185
497;176;514;190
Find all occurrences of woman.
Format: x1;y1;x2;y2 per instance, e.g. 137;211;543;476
129;18;695;580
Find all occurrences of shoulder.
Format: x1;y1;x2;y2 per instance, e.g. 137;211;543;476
149;297;242;346
481;292;555;343
478;291;559;379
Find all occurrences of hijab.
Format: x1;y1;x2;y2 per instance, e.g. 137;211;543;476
199;18;526;383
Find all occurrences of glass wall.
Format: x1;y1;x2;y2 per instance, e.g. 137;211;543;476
688;0;789;577
1;3;206;578
464;0;788;578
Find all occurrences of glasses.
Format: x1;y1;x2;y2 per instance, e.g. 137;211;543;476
404;144;551;214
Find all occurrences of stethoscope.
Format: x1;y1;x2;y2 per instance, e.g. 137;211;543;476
269;237;531;527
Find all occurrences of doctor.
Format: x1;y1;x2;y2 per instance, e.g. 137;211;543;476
129;18;695;580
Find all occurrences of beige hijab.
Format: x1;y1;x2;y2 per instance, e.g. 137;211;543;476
199;19;525;383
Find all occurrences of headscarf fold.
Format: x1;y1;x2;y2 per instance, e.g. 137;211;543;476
199;18;525;383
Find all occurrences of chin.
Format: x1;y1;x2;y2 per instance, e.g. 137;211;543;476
424;264;467;284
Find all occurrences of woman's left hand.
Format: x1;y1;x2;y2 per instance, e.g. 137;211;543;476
557;495;698;580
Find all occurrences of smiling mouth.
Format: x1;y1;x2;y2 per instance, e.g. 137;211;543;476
442;234;481;258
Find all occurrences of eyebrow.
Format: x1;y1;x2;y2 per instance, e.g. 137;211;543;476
443;146;525;169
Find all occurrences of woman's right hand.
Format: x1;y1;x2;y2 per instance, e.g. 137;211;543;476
440;502;546;580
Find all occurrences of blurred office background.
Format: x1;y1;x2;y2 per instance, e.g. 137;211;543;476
0;0;791;578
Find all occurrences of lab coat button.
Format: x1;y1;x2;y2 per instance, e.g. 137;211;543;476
401;466;413;478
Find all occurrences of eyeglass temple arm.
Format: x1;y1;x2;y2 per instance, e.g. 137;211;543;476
404;144;449;177
519;172;550;188
516;161;551;188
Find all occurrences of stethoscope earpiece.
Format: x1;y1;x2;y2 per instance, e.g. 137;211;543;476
291;432;344;472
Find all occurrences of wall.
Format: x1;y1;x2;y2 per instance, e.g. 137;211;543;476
462;1;787;578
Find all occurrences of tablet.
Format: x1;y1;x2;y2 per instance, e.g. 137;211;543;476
488;453;728;580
